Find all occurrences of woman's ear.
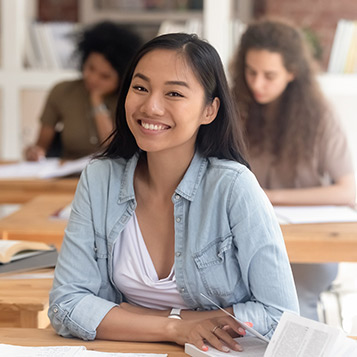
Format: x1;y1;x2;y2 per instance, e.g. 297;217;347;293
202;97;220;125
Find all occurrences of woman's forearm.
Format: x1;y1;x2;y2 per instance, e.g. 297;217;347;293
96;306;177;342
96;305;245;352
119;302;233;321
265;173;356;206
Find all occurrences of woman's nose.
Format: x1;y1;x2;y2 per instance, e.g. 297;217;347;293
140;93;165;117
250;75;265;91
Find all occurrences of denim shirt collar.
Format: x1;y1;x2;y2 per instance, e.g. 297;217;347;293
175;151;208;201
117;151;208;203
117;154;139;204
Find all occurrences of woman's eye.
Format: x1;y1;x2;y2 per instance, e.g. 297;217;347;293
265;75;276;81
168;92;183;97
133;85;147;92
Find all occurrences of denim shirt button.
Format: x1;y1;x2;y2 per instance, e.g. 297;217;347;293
175;194;180;200
176;217;181;223
180;288;185;293
53;307;58;313
176;252;181;257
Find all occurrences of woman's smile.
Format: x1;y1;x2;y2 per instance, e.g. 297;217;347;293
139;120;170;132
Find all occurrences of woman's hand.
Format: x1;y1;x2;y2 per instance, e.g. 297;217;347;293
25;145;46;161
171;316;247;352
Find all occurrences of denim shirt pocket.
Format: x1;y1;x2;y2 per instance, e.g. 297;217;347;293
94;234;110;289
193;234;241;296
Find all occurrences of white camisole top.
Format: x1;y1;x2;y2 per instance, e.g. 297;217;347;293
112;213;188;309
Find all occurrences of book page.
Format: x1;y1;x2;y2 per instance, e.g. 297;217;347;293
0;240;20;250
274;205;357;224
264;312;343;356
185;336;266;357
0;240;53;264
331;334;357;356
0;344;86;356
82;352;167;356
0;344;167;357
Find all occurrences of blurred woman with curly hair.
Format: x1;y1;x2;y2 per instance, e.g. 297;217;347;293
230;18;356;321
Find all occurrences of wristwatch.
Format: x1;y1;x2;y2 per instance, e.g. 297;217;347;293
168;308;182;320
92;103;110;116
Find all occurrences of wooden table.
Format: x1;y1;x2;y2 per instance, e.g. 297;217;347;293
0;327;355;355
282;222;357;263
0;327;186;356
0;269;53;328
0;177;78;204
1;194;357;262
0;194;73;250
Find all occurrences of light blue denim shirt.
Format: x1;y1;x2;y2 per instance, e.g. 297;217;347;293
49;152;298;341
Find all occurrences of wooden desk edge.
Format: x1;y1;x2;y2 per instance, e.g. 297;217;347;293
0;327;186;355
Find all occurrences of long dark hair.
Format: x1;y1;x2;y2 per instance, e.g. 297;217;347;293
230;18;328;167
99;33;248;166
99;33;249;167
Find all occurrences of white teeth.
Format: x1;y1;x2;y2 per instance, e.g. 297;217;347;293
141;121;166;131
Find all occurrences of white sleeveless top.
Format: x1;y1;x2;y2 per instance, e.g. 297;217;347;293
112;213;188;309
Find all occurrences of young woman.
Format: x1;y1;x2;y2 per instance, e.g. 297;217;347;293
49;33;298;352
231;18;356;321
25;21;142;161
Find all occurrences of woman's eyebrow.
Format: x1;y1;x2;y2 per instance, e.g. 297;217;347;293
133;73;190;88
165;80;190;88
245;64;276;76
133;72;149;82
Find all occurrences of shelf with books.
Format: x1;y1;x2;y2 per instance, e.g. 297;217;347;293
0;0;79;160
318;73;357;173
0;0;239;160
79;0;204;43
328;19;357;74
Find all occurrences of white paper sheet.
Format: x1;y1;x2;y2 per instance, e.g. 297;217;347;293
0;156;90;179
274;205;357;224
264;312;357;356
185;312;357;357
0;344;167;357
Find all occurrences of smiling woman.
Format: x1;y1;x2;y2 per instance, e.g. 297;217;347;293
48;33;298;353
125;49;219;156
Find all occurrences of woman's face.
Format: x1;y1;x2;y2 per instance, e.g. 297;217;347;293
83;52;119;95
125;49;219;156
244;49;295;105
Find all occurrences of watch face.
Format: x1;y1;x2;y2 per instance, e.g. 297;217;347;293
168;314;181;319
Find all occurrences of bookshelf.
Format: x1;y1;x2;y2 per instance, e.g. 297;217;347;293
1;0;357;161
79;0;241;69
0;0;78;160
318;73;357;171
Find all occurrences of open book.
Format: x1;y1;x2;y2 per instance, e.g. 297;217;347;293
0;240;54;264
0;240;58;274
185;311;357;357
